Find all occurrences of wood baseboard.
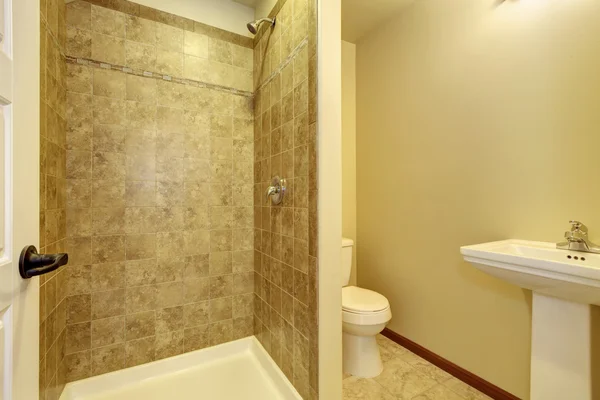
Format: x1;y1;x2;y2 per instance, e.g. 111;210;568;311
381;328;521;400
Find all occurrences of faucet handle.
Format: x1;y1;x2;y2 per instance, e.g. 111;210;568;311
266;185;278;202
569;220;588;233
265;176;286;205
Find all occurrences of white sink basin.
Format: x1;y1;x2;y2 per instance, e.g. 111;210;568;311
461;239;600;400
461;239;600;305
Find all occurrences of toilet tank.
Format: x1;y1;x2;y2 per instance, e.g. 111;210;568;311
341;238;354;286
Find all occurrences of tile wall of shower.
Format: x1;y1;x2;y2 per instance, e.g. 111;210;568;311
252;0;319;398
60;0;255;386
40;0;68;398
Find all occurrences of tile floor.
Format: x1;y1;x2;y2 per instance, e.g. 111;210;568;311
343;335;492;400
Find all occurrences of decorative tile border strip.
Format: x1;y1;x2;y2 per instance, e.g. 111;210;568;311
65;55;254;98
255;37;308;93
64;24;307;98
80;0;253;49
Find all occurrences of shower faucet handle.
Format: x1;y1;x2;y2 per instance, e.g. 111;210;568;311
266;185;279;201
265;176;286;205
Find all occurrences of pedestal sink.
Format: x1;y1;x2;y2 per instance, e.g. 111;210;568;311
461;239;600;400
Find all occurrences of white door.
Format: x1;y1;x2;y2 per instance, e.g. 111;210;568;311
0;0;41;399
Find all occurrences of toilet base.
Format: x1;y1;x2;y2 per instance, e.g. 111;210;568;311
343;331;383;378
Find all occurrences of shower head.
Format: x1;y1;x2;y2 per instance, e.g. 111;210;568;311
247;17;276;35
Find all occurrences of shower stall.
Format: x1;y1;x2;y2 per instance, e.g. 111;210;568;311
37;0;329;398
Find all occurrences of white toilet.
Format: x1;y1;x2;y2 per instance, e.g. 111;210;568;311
342;238;392;378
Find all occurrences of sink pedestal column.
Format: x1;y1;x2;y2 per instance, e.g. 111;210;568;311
531;293;591;400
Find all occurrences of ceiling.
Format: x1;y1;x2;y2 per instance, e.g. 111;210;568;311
232;0;259;8
342;0;415;42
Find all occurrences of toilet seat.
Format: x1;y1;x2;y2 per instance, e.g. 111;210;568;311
342;286;392;326
342;307;391;325
342;286;389;313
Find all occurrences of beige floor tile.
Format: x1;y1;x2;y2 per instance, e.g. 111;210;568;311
377;334;405;354
377;335;407;363
380;343;400;363
343;376;396;400
373;358;438;399
412;384;466;400
396;351;453;384
375;334;398;349
344;335;490;400
443;378;493;400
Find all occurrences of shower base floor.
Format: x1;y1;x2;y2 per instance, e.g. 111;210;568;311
60;337;301;400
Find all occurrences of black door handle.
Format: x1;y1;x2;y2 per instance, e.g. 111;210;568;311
19;245;68;279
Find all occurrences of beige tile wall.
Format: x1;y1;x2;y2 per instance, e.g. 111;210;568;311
252;0;318;398
63;1;255;383
79;0;253;49
40;0;69;398
66;1;253;92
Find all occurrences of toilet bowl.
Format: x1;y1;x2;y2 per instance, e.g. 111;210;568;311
341;239;392;378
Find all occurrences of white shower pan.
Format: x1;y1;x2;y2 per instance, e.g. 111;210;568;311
60;337;301;400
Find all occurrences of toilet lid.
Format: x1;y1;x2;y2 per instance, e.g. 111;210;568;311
342;286;389;313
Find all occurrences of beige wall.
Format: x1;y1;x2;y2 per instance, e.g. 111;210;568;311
342;41;357;286
356;0;600;398
318;0;343;397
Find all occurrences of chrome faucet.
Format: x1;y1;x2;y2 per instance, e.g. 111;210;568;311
556;220;600;254
265;176;286;205
265;185;279;201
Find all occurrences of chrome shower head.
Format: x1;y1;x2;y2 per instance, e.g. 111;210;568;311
247;17;276;35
